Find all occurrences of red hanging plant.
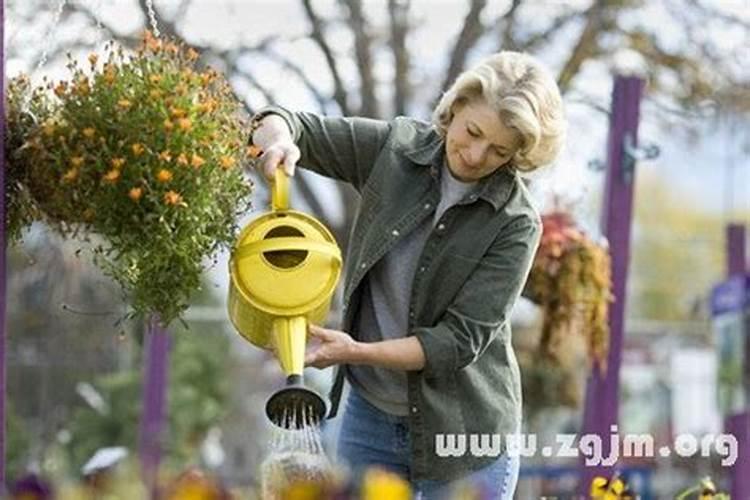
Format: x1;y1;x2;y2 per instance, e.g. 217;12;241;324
525;211;613;373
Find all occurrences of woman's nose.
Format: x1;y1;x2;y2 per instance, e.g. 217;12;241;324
466;143;487;166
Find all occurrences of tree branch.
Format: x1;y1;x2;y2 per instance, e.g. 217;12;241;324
341;0;378;117
434;0;487;108
388;0;411;116
300;0;351;115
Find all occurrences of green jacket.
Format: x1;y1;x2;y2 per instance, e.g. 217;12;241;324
253;105;542;481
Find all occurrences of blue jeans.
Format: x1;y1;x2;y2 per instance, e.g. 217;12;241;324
336;388;519;499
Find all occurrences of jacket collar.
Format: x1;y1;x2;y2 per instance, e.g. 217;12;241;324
403;125;517;212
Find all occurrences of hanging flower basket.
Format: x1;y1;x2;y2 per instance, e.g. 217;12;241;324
524;211;613;372
6;31;254;325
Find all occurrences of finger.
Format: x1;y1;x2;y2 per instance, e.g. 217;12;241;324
308;324;332;340
260;149;285;181
282;146;300;176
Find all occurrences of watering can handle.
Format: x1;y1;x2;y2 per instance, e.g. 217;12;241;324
272;168;290;211
234;237;342;263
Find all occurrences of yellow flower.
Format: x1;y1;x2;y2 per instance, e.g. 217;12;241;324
156;169;173;183
159;150;172;162
62;168;78;183
165;42;179;55
149;74;162;84
178;118;192;131
176;153;188;166
117;99;132;110
164;119;174;131
186;48;199;61
70;156;85;168
200;72;215;86
103;169;120;183
131;143;145;156
82;127;96;139
149;89;162;99
110;157;126;169
88;53;98;66
76;78;90;96
246;145;262;158
220;156;236;170
175;83;188;95
128;187;143;201
164;190;183;205
191;154;205;168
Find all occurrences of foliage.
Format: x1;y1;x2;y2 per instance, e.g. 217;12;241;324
525;212;613;371
64;320;230;473
4;75;54;242
7;31;253;324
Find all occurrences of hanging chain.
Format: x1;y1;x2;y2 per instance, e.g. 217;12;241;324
145;0;161;37
36;0;68;70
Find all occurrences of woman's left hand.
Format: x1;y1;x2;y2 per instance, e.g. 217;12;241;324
305;324;361;369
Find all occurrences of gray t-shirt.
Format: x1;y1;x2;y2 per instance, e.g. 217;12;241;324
346;161;477;415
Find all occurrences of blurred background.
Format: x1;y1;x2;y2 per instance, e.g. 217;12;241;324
4;0;749;497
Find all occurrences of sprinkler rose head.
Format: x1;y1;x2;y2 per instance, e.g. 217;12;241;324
266;375;326;429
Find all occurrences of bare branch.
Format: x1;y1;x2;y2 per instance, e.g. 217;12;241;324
341;0;378;117
388;0;411;116
300;0;351;115
499;0;523;51
518;9;581;52
556;1;613;94
434;0;487;107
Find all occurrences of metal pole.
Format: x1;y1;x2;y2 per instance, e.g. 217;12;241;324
138;315;171;499
1;0;7;490
725;223;748;499
578;75;645;493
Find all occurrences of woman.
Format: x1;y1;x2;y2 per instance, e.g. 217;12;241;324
250;51;565;498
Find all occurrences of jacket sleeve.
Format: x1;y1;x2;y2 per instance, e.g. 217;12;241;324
412;214;542;380
252;105;391;192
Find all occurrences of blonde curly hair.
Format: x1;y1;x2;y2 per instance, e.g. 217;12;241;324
432;51;566;172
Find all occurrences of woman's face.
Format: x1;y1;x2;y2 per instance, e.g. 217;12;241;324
445;100;521;182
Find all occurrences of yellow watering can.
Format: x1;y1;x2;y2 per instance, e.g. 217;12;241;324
228;168;342;428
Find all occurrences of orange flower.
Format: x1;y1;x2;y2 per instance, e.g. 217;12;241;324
246;145;262;158
164;190;183;205
103;68;116;85
131;143;145;156
83;127;96;139
128;187;143;201
43;122;56;137
54;82;67;97
191;154;205;168
110;157;126;169
156;169;173;183
70;156;85;168
77;80;90;96
164;119;174;131
117;99;132;110
170;107;187;119
103;169;120;183
165;42;179;55
62;168;78;183
176;153;189;166
178;118;192;131
149;89;162;99
149;74;162;84
175;83;188;95
186;48;199;61
219;156;235;170
88;53;98;66
159;150;172;162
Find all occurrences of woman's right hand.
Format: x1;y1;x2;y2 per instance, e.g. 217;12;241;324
250;114;300;181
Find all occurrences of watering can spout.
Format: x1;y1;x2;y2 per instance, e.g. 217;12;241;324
266;375;327;429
